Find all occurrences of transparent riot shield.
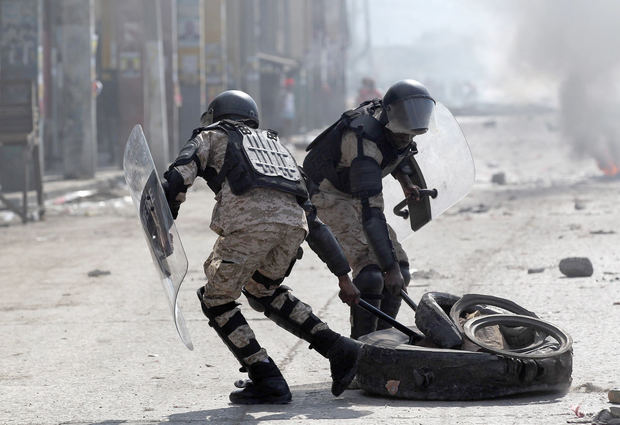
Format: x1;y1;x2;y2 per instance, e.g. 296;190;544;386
123;125;193;350
384;103;475;239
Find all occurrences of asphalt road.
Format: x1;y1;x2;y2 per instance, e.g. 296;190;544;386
1;113;619;424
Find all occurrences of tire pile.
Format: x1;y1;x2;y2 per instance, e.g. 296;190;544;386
357;293;573;400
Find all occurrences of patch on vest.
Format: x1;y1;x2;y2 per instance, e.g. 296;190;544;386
240;128;301;181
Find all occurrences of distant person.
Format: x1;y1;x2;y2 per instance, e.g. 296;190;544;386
303;80;435;339
161;90;360;404
278;78;296;142
356;77;382;105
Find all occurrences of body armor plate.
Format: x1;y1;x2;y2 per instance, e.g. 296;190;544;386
240;127;301;182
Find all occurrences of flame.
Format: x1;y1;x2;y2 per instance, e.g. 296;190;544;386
597;160;620;176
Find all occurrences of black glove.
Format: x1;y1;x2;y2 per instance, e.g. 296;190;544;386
161;180;180;219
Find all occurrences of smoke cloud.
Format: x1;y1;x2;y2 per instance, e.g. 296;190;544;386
511;0;620;171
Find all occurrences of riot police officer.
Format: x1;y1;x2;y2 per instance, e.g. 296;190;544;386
303;80;436;339
162;90;361;404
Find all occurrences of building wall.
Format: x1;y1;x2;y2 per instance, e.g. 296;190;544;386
3;0;350;178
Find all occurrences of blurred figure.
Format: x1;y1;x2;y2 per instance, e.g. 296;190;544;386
355;77;382;105
278;78;296;142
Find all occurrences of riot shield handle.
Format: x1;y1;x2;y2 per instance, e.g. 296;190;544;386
393;188;438;219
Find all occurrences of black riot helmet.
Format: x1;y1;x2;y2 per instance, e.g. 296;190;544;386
383;80;435;135
203;90;259;128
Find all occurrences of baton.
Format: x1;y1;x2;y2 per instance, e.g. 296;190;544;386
400;289;418;312
358;299;424;343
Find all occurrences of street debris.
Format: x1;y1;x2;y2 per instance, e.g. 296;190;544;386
559;257;593;278
491;172;506;185
482;119;497;128
574;199;587;210
357;293;573;400
87;269;111;278
569;403;620;425
590;230;616;235
592;409;620;425
602;272;620;282
574;382;607;393
412;269;448;280
527;267;545;274
51;190;97;205
458;203;490;214
610;389;620;404
570;404;585;418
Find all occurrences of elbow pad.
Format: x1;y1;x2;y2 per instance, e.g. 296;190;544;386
304;201;351;276
306;219;351;276
171;137;202;170
349;156;382;198
362;201;396;271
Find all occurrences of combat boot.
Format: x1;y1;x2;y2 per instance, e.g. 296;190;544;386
196;288;291;404
311;329;362;396
229;358;292;405
243;286;361;396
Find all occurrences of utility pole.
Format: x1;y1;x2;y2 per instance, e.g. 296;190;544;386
59;0;96;178
143;0;169;174
162;0;180;157
177;0;203;144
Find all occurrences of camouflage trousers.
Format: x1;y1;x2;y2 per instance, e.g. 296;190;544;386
200;223;326;366
310;190;408;278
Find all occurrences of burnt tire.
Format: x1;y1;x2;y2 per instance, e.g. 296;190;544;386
464;314;573;359
450;294;538;333
414;292;462;348
499;324;537;348
356;327;572;400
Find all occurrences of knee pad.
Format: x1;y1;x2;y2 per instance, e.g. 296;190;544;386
243;285;290;313
197;286;240;321
353;264;383;301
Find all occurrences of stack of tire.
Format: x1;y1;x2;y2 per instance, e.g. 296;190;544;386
356;293;573;400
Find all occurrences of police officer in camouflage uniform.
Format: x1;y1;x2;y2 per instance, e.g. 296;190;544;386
162;90;361;405
303;80;436;339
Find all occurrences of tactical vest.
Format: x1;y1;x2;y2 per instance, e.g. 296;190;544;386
195;120;308;202
302;100;402;194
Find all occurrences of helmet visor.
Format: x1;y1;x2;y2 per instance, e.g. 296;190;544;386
385;97;435;135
